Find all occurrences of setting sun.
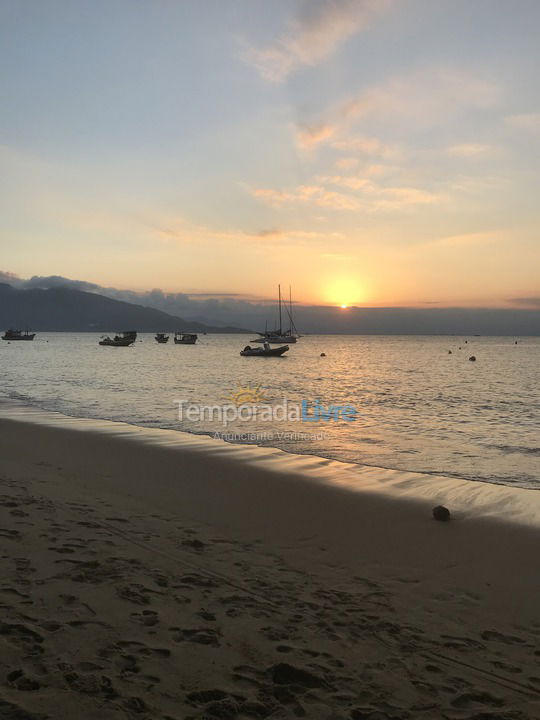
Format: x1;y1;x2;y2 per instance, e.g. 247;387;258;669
324;276;367;308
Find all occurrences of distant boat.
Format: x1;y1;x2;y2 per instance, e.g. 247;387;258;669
2;328;35;341
240;344;289;357
174;332;197;345
155;333;169;343
99;330;137;347
252;285;298;344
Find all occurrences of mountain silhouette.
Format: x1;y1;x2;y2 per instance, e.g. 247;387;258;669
0;284;248;333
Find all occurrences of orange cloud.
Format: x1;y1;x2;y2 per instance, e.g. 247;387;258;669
242;0;392;83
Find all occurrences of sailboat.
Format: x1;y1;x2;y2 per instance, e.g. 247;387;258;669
252;285;299;344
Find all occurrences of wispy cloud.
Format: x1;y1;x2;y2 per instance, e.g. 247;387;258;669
242;0;390;83
331;135;397;156
252;176;442;212
341;68;501;125
154;215;330;249
252;185;360;210
421;231;499;249
505;113;540;133
446;143;493;157
508;296;540;308
293;68;500;158
296;123;336;148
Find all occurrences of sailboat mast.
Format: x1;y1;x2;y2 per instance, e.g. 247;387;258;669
289;285;292;333
278;284;282;334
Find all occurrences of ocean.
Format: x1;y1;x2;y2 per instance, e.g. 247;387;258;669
1;333;538;489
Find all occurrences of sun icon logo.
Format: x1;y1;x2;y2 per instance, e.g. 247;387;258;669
222;384;267;406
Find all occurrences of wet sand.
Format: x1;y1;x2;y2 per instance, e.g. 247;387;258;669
0;405;539;719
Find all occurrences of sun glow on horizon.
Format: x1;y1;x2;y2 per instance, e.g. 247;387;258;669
324;276;367;308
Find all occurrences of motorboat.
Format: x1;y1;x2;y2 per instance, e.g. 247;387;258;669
155;333;169;343
240;344;289;357
174;332;197;344
99;330;137;347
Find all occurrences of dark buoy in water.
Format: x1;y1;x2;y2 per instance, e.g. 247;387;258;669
448;350;452;354
320;352;326;357
459;346;462;350
465;340;468;344
433;505;451;522
469;355;476;362
515;340;518;345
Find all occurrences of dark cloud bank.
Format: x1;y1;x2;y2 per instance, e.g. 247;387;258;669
1;272;538;335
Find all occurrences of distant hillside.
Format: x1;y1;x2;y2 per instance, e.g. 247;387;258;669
0;284;249;333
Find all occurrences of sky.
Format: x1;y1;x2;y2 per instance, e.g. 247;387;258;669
1;0;539;310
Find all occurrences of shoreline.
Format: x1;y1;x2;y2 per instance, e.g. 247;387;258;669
1;401;539;718
1;399;540;528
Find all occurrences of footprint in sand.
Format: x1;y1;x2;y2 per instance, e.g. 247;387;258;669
451;690;504;709
0;528;21;540
169;626;221;646
130;609;159;626
0;621;44;656
481;629;526;644
0;697;48;719
7;669;41;692
116;583;153;605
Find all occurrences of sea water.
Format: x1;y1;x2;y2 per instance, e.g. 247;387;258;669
1;333;538;488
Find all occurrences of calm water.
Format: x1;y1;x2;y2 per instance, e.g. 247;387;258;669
1;333;539;488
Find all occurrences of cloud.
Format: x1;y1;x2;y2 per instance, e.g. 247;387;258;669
296;123;336;148
252;184;360;210
335;156;359;169
0;271;102;293
505;113;540;133
342;68;501;125
22;275;101;292
242;0;390;82
421;231;499;249
252;228;284;238
252;176;442;212
293;68;500;158
446;143;493;157
331;135;397;156
508;296;540;308
3;269;539;333
0;270;23;287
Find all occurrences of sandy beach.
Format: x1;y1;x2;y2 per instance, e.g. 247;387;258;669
0;404;539;719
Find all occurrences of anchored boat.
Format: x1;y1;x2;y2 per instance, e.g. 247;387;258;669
240;344;289;357
174;332;197;345
2;329;36;341
252;285;299;344
99;330;137;347
155;333;169;343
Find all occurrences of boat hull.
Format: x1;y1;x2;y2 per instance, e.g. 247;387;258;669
2;334;35;341
240;345;289;357
174;333;197;344
99;339;135;347
252;335;297;344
